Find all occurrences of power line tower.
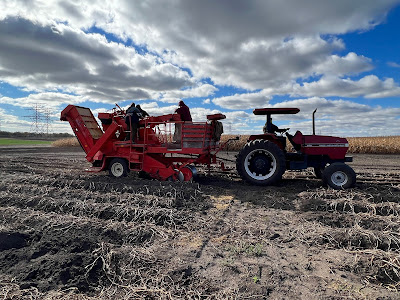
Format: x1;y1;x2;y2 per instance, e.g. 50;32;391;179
41;107;53;135
24;104;45;134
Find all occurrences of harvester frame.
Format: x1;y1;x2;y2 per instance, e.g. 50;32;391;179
61;105;232;182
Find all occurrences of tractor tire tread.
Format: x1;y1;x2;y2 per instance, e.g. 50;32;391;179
236;139;286;186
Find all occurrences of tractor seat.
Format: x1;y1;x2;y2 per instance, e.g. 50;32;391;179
286;131;302;151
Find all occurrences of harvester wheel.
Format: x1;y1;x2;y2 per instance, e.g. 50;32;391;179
180;167;193;182
236;140;286;186
109;158;129;178
322;163;356;190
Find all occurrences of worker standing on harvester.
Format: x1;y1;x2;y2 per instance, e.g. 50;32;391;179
174;100;192;143
175;100;192;122
125;103;141;143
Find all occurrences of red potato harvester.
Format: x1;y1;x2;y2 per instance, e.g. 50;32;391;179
61;105;356;189
60;104;232;182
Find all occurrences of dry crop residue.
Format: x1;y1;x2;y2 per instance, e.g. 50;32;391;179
0;146;399;299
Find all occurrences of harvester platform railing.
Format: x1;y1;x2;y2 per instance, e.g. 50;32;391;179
182;122;214;149
152;122;174;146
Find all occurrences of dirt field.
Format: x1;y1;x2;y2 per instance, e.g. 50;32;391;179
0;145;399;299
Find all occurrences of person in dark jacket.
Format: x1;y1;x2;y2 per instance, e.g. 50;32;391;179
125;103;141;142
173;101;192;143
175;100;192;121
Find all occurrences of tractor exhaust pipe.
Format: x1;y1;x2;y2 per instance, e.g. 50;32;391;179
312;108;317;135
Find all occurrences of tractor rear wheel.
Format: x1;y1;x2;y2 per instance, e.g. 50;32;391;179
322;163;356;190
109;158;129;178
236;140;286;186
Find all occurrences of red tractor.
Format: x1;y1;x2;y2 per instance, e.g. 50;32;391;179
235;108;356;189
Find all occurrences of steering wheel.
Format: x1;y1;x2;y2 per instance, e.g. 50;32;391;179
277;128;290;134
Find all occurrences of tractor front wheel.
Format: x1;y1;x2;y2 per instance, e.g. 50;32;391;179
322;163;356;189
236;140;286;186
109;158;129;178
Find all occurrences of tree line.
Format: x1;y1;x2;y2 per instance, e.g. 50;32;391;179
0;131;73;140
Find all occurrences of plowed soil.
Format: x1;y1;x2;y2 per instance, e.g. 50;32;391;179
0;145;399;299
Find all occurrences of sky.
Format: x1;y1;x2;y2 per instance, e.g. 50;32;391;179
0;0;400;137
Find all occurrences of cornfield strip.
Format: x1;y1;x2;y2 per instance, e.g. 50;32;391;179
220;135;400;154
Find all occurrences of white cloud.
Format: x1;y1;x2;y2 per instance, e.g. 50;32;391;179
388;62;400;68
210;75;400;110
157;84;217;103
0;18;193;103
212;91;272;110
0;92;88;110
2;0;399;93
137;102;177;116
0;108;31;132
291;75;400;98
270;98;400;136
2;1;400;136
104;0;395;90
313;52;373;76
167;36;373;90
0;107;72;133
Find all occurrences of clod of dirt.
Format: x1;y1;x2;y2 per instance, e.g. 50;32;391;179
269;233;280;240
0;232;29;250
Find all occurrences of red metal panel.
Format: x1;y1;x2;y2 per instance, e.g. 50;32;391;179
301;135;349;160
207;113;226;120
60;105;103;153
86;122;119;162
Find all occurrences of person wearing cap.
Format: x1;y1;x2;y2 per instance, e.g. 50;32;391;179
175;100;192;122
263;121;288;134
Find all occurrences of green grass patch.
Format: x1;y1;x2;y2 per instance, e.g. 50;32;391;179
0;138;52;145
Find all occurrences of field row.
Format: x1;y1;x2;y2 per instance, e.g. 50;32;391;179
1;148;400;299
